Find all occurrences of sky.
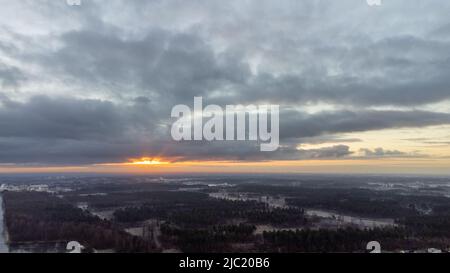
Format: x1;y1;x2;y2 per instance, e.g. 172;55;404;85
0;0;450;174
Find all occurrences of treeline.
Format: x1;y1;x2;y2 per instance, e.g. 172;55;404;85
245;208;307;226
161;223;256;252
3;191;155;252
114;198;307;228
261;227;408;252
235;184;447;218
65;190;209;209
71;181;180;195
401;214;450;238
114;198;267;225
287;197;413;219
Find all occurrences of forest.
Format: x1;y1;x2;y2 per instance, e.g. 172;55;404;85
234;184;450;219
4;178;450;253
114;200;307;227
3;191;156;252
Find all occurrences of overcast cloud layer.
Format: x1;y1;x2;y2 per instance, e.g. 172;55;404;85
1;0;450;165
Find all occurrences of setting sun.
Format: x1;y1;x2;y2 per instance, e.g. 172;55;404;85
128;158;169;166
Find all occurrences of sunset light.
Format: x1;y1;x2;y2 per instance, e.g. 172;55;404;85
128;158;170;166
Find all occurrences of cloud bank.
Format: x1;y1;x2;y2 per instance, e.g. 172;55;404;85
1;0;450;165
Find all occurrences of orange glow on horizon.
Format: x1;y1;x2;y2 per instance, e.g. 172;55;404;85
1;158;450;175
128;157;170;166
95;157;172;167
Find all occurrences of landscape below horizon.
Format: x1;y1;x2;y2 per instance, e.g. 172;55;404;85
1;173;450;253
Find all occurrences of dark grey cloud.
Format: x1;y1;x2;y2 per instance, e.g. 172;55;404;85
38;29;250;106
32;29;450;108
118;141;352;162
4;1;448;108
280;110;450;139
297;145;353;159
0;64;25;87
295;136;362;145
0;95;126;140
0;138;139;165
0;94;448;164
1;1;450;165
